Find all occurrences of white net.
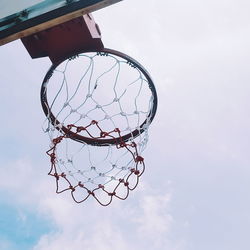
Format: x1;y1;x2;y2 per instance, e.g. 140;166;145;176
42;50;157;205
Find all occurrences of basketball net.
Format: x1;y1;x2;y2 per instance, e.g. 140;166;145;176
42;50;157;205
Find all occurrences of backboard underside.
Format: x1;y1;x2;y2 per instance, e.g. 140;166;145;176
0;0;121;46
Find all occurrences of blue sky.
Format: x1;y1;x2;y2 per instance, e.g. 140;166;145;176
0;0;250;249
0;198;53;250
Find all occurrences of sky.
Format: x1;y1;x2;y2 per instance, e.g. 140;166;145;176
0;0;250;249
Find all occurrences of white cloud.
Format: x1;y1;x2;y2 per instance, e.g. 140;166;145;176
136;193;172;236
34;220;131;250
0;156;175;250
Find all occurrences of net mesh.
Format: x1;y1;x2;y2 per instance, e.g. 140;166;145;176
46;122;145;206
42;50;156;205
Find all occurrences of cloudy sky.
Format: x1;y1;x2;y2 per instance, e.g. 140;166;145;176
1;0;250;249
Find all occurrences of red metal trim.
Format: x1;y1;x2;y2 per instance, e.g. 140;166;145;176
21;14;104;63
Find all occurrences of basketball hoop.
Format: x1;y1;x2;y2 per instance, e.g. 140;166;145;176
41;48;157;205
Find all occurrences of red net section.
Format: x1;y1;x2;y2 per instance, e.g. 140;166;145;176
46;121;145;206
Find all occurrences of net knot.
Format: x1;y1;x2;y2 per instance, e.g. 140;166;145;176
119;142;126;148
91;120;98;125
98;184;104;189
52;136;63;145
61;172;66;178
76;126;86;133
134;170;140;175
69;55;79;60
127;60;136;68
97;52;108;56
135;156;144;163
114;128;120;133
70;186;75;192
130;168;140;175
88;190;95;196
53;173;60;180
67;124;74;130
50;153;56;163
100;131;109;138
108;192;116;196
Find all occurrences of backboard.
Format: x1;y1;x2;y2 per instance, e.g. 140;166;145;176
0;0;121;46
